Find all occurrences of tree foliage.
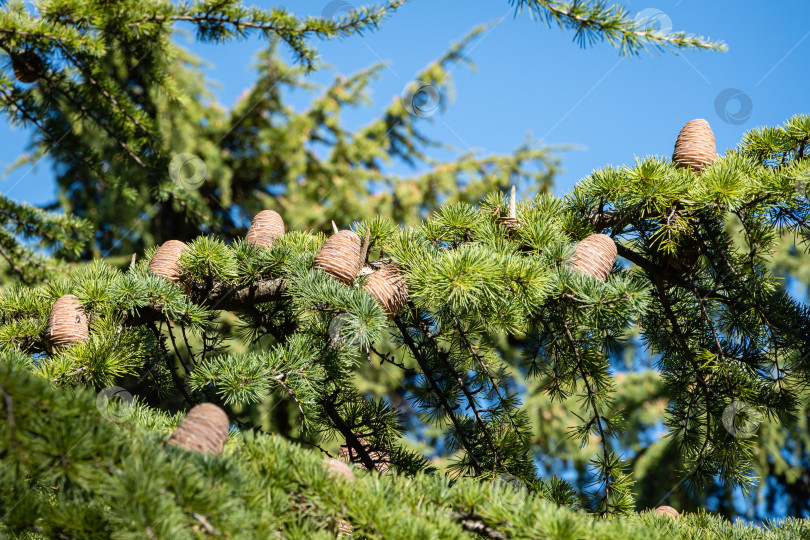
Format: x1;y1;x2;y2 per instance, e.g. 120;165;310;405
2;360;808;539
7;1;810;536
0;0;724;270
0;115;809;531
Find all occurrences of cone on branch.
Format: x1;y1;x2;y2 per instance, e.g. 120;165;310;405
654;505;680;519
148;240;187;281
245;210;285;248
167;403;229;455
46;294;89;352
325;458;355;482
314;226;361;285
570;234;617;282
338;437;389;473
672;119;718;172
497;185;520;231
338;519;353;536
362;264;408;318
12;50;44;83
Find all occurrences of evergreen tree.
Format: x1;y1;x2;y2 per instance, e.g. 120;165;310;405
6;1;810;537
1;114;809;537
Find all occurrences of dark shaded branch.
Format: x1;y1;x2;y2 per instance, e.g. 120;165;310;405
447;512;507;539
393;318;483;476
125;278;287;325
319;396;380;473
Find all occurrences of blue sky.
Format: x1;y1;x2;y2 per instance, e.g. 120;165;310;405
2;0;809;206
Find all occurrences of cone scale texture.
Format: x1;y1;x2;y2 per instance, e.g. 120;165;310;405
167;403;229;455
362;264;408;318
571;234;617;282
314;230;362;284
46;294;89;351
338;438;389;473
325;458;355;482
148;240;187;281
672;119;718;172
338;520;353;536
245;210;286;248
654;505;680;519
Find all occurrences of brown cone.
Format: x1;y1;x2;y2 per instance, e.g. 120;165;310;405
245;210;285;248
313;230;361;284
672;119;718;172
338;437;389;473
497;216;520;231
46;294;89;351
12;50;43;83
325;458;355;482
338;519;353;536
571;234;617;282
654;505;680;519
167;403;229;455
362;264;408;318
148;240;187;281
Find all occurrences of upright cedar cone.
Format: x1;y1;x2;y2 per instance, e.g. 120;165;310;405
497;185;520;231
148;240;187;281
571;234;617;282
672;119;718;172
338;437;390;473
46;294;89;351
167;403;229;455
245;210;285;248
654;505;680;519
12;50;43;83
313;230;361;284
362;264;408;318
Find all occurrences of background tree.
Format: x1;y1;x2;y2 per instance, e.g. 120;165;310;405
0;0;723;269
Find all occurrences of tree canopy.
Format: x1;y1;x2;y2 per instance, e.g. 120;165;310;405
4;1;810;538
